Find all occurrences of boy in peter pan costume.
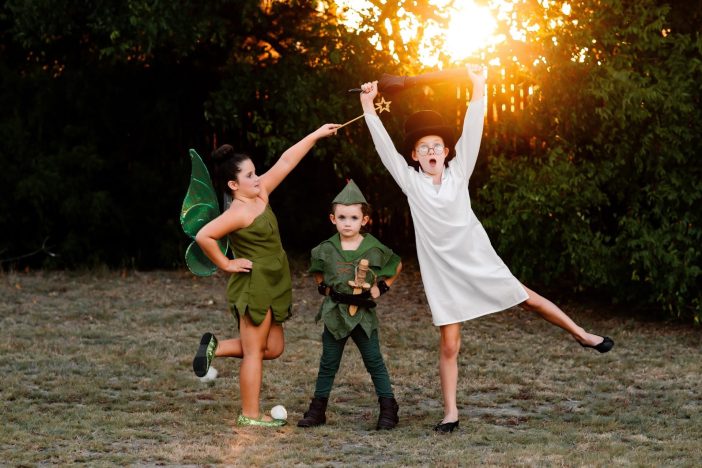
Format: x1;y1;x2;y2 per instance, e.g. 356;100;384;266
298;180;403;430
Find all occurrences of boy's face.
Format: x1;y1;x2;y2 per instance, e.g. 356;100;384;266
411;135;449;176
330;204;369;239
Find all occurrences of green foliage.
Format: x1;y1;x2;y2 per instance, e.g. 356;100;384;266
480;149;612;287
478;0;702;322
5;0;235;64
0;0;420;268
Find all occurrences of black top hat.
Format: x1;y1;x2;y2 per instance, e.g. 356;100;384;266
402;110;455;161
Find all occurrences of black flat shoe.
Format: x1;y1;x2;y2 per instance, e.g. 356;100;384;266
193;332;218;377
580;336;614;353
434;420;459;433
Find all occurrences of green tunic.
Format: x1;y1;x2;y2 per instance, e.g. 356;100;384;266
309;233;401;340
226;205;292;325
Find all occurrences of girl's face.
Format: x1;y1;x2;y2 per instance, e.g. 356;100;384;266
330;204;369;239
411;135;449;176
227;158;260;197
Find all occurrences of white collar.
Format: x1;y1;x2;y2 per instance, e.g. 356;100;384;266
419;166;448;185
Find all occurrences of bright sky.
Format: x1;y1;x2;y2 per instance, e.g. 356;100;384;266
327;0;581;68
422;1;500;66
329;0;504;67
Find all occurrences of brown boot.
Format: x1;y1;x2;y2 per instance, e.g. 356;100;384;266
297;397;328;427
376;396;399;430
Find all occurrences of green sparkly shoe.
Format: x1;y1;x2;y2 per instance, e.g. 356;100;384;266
236;414;287;427
193;332;218;377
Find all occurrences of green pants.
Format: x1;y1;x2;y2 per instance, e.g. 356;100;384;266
313;325;394;399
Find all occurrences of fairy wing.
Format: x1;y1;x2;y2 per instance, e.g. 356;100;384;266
180;149;229;276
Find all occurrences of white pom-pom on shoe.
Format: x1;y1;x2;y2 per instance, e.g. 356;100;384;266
199;366;218;383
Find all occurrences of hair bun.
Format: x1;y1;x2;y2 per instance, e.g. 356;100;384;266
211;144;235;163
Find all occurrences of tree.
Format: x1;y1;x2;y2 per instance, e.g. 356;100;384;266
477;0;702;322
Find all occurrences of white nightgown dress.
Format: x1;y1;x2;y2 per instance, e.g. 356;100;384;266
364;97;529;326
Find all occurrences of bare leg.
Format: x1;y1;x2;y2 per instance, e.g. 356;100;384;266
238;310;274;419
439;323;461;423
520;284;605;346
216;323;285;360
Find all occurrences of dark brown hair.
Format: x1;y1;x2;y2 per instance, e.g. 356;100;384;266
331;202;371;217
211;144;252;197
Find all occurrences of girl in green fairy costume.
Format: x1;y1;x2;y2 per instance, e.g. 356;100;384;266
297;180;403;430
192;122;340;427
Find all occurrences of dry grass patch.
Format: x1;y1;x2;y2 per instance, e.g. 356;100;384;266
1;261;700;466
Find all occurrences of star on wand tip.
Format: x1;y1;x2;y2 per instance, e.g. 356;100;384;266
338;97;392;129
375;97;392;114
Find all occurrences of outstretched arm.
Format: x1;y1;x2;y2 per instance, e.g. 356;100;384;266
260;123;340;195
360;81;411;190
467;64;485;102
453;64;486;179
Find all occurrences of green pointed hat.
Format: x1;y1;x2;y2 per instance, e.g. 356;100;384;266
332;179;368;205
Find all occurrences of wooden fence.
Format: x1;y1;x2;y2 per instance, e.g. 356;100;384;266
451;67;534;133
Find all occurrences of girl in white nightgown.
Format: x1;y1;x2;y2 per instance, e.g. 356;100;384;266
360;65;614;433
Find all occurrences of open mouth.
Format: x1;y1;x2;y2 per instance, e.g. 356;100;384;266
428;158;437;167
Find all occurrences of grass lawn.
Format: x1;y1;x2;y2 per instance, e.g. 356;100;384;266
2;260;700;466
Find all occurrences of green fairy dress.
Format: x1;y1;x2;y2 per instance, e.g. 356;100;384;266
226;205;292;325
